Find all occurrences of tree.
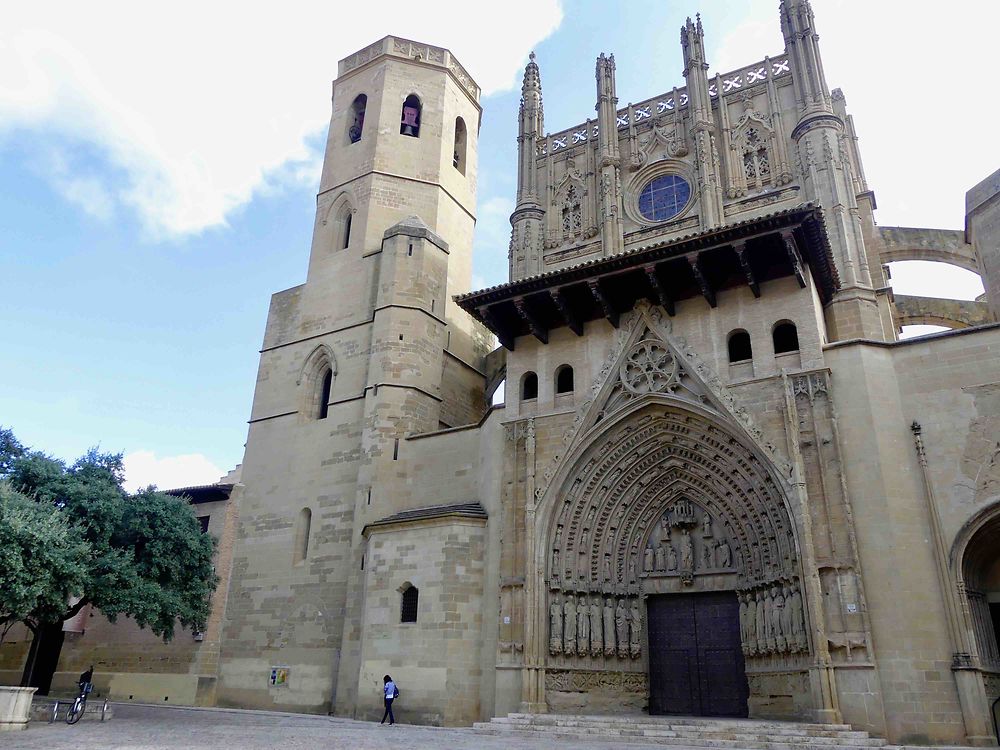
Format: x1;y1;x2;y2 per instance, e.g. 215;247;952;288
0;483;89;644
0;432;218;686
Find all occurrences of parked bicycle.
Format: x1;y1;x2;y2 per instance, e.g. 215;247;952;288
66;665;94;725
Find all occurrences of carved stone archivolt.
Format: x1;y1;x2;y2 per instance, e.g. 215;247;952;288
537;302;808;674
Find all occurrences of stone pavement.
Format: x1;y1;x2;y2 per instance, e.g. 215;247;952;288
15;703;664;750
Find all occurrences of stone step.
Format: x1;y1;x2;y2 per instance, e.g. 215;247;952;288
476;725;884;750
504;712;855;731
490;725;883;745
474;714;886;750
493;716;871;738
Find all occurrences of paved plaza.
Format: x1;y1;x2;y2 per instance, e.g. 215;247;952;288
15;703;660;750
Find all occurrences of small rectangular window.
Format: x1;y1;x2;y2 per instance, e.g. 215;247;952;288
197;516;210;534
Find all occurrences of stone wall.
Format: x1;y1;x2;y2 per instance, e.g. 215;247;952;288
359;518;487;725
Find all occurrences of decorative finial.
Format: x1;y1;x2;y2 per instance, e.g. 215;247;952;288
529;51;536;62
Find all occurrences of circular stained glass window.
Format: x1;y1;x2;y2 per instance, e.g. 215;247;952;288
637;174;691;222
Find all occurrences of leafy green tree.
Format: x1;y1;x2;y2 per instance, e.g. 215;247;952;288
0;483;89;644
0;432;218;654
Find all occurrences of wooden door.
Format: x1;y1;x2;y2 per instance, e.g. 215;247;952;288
647;591;748;717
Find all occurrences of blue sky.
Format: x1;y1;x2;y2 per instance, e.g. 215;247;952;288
2;1;996;488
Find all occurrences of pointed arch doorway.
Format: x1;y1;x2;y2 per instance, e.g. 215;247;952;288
540;402;807;719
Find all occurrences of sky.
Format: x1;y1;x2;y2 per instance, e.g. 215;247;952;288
1;0;995;490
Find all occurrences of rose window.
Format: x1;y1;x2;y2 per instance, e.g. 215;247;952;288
620;340;680;395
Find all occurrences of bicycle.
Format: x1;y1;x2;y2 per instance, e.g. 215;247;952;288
66;681;93;725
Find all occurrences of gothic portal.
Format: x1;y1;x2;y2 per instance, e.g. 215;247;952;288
8;2;1000;745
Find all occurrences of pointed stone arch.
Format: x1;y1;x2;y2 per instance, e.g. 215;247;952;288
321;190;358;251
554;161;586;245
529;302;814;716
297;344;338;420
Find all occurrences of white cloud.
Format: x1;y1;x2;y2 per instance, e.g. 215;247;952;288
0;2;563;237
123;450;224;493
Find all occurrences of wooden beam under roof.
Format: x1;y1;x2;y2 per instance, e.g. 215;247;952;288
550;287;584;336
513;296;548;344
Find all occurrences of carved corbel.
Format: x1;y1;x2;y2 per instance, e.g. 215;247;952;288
479;306;515;351
549;287;583;336
687;254;717;308
588;279;619;328
643;264;675;316
514;297;548;344
733;242;760;298
781;230;807;288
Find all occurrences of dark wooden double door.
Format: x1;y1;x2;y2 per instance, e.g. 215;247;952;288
647;591;749;717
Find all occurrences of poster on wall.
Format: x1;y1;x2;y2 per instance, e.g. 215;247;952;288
269;667;290;687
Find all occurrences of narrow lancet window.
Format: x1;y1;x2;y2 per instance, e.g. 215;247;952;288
453;117;467;174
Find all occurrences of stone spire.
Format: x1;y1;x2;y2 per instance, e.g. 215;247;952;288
680;15;724;228
780;0;832;115
595;53;624;256
516;52;544;204
510;52;546;279
779;0;884;340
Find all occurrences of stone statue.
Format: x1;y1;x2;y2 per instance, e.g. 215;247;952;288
554;524;563;547
590;597;603;656
667;543;678;571
563;594;577;656
603;598;616;657
628;556;637;583
577;596;590;654
780;585;793;650
578;550;589;581
680;531;694;571
738;593;749;652
717;539;732;568
552;548;559;574
580;526;590;548
754;589;767;654
644;546;654;572
789;584;805;651
701;540;714;569
702;513;713;537
629;599;642;657
771;585;786;651
615;598;629;658
602;555;612;582
549;595;563;655
762;589;776;652
655;544;666;571
746;593;758;655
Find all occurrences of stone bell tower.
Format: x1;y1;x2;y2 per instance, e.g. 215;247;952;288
218;37;490;716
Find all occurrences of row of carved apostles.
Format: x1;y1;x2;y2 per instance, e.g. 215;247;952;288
739;581;807;656
642;532;734;573
550;592;641;659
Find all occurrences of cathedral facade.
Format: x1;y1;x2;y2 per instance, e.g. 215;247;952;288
8;1;1000;744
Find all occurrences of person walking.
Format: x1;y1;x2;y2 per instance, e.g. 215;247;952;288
380;674;399;725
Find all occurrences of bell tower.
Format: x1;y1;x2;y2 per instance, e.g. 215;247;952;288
220;37;489;716
303;36;482;344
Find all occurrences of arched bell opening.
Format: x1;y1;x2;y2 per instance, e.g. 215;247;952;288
537;400;811;718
